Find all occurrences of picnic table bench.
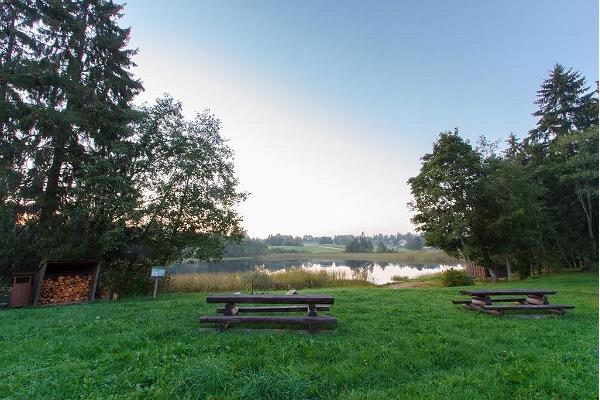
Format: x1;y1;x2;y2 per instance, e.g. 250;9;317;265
199;293;337;333
453;289;574;316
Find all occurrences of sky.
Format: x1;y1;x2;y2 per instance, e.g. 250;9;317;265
121;0;599;238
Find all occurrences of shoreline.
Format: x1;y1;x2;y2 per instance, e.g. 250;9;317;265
222;250;460;264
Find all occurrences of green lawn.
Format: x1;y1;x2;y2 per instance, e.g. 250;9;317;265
0;272;597;399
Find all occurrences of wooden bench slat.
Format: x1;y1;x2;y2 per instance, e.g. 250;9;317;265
206;294;334;304
483;304;575;310
199;315;338;325
452;297;526;304
460;289;556;296
217;305;331;313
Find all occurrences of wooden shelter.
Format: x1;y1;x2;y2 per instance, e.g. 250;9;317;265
32;260;101;306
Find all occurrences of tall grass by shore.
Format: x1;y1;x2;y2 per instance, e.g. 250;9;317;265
166;269;374;293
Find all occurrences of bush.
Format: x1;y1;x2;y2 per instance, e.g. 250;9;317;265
100;260;153;296
391;275;409;282
441;268;474;287
240;267;274;291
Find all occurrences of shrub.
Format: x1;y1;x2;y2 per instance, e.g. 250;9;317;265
240;267;274;291
100;260;153;296
441;268;474;287
391;275;409;282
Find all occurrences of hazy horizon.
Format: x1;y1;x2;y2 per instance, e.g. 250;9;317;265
121;0;598;237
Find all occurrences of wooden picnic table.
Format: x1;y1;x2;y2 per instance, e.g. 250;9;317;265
453;288;574;316
199;293;337;332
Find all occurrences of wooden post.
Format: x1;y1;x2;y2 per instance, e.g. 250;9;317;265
152;277;158;299
220;303;238;332
526;294;548;305
471;295;491;307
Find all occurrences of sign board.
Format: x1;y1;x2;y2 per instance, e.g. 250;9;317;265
151;267;165;277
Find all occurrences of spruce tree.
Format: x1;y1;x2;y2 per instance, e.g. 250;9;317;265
0;0;143;272
528;64;598;145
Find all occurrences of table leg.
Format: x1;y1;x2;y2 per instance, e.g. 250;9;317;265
526;294;548;305
307;303;318;333
468;295;502;316
223;302;239;315
471;295;491;307
220;302;238;332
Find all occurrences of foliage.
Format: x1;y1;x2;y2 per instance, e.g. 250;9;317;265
333;234;355;246
1;0;142;274
404;234;425;250
224;237;268;257
345;233;374;252
0;272;596;399
409;65;598;275
408;130;482;259
99;260;153;296
528;64;598;144
0;2;246;292
376;240;389;253
318;236;334;245
440;268;474;287
264;234;304;246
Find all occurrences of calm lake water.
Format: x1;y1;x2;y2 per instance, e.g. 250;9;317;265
168;259;464;285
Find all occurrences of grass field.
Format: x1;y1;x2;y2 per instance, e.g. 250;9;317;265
268;245;345;253
0;272;597;399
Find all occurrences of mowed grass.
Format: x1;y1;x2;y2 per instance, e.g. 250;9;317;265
0;272;597;399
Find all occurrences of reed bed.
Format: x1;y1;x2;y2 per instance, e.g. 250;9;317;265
166;268;374;293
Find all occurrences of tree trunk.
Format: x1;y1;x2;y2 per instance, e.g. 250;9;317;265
505;256;512;280
40;133;66;222
40;2;91;223
486;267;497;282
575;181;597;261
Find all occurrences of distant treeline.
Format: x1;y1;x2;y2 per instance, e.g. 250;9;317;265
224;238;268;257
264;234;304;246
223;232;426;257
304;233;424;250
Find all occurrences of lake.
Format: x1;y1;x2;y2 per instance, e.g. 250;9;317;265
168;259;464;285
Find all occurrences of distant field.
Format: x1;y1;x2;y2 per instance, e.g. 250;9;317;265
230;249;459;264
1;272;596;399
268;245;344;253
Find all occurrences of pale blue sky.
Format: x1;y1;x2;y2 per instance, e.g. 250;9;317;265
121;0;598;237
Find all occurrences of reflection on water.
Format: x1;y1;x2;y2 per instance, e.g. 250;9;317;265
169;259;463;285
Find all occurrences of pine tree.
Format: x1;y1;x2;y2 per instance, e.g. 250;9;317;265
0;0;143;272
519;65;599;271
527;64;598;145
0;0;41;208
32;0;143;223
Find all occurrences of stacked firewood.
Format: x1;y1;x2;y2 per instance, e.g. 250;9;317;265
39;275;91;304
